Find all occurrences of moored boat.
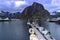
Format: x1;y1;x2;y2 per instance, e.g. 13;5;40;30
27;22;55;40
0;18;11;22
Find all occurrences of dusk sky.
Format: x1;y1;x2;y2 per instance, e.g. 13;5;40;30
0;0;60;13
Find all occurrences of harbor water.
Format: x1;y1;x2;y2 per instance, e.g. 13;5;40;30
0;20;60;40
0;19;29;40
46;22;60;40
36;21;60;40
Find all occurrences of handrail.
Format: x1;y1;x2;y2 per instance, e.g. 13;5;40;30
27;22;55;40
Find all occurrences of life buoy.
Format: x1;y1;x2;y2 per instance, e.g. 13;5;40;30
29;28;34;34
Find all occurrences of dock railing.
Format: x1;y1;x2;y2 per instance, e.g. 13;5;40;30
27;22;55;40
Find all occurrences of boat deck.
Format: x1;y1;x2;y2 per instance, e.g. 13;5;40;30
27;22;55;40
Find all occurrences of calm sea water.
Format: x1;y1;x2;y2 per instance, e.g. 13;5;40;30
45;22;60;40
37;20;60;40
0;20;60;40
0;20;29;40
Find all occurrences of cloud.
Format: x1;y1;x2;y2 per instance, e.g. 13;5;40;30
14;1;26;7
50;0;60;11
0;0;24;1
0;0;27;12
51;0;60;6
41;0;60;12
0;0;60;13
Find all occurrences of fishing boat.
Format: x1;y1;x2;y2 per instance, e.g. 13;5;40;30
27;22;55;40
0;18;11;21
49;17;60;24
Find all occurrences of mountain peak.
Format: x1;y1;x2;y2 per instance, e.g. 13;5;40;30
32;2;44;10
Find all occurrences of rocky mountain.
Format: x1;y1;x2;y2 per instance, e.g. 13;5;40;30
21;2;50;21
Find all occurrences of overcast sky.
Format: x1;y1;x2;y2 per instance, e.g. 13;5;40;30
0;0;60;13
